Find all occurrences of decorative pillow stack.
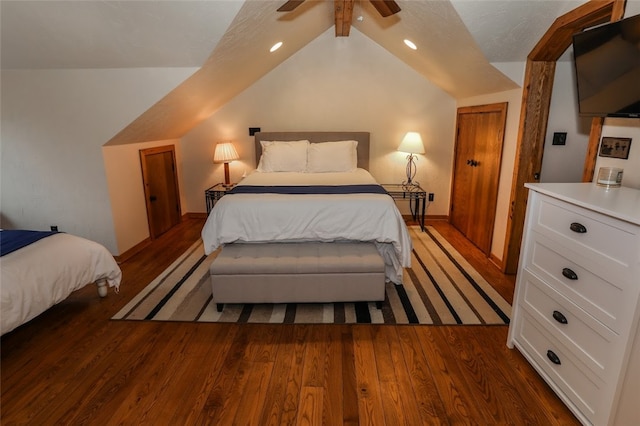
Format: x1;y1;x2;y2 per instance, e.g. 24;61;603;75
257;140;358;173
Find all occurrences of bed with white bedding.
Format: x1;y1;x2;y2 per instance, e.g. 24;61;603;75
0;230;122;335
201;131;412;285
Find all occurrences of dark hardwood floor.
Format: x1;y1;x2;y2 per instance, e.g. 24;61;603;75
1;217;579;425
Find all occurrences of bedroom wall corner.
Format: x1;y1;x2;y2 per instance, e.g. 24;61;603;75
103;139;185;256
180;27;458;217
0;67;195;254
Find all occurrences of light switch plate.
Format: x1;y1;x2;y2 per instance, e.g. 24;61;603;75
552;132;567;145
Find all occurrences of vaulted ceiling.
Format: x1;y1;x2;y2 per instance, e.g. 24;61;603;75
1;0;589;145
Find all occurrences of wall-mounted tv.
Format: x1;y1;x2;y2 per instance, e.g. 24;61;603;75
572;14;640;118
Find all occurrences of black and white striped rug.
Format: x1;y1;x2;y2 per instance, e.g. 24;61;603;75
112;227;511;325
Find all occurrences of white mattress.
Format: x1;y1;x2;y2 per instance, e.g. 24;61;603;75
201;169;412;284
1;233;122;335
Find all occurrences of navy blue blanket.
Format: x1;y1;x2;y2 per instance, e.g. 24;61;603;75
0;230;59;257
228;184;389;195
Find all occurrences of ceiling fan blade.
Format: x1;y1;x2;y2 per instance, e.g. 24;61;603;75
277;0;306;12
369;0;401;17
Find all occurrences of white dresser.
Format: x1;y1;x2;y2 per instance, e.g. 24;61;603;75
508;183;640;426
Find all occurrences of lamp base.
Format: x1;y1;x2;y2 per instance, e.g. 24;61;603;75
402;154;420;188
223;162;232;187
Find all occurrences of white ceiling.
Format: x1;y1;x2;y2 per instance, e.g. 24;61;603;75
1;0;584;69
0;0;244;68
450;0;585;62
1;0;614;144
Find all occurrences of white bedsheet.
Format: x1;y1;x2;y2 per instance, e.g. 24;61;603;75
1;233;122;335
201;169;412;284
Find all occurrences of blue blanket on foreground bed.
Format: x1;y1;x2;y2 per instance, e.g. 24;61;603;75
0;230;59;257
228;184;389;195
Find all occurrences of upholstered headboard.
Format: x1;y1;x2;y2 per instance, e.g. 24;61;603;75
254;131;370;170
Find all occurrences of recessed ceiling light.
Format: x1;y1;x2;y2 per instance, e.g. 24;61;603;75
404;39;417;50
270;42;283;53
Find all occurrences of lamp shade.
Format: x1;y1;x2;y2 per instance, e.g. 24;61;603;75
213;142;239;163
397;132;425;154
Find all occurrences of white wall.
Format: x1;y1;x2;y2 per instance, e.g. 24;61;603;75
181;28;457;217
0;68;195;253
595;118;640;189
540;60;593;183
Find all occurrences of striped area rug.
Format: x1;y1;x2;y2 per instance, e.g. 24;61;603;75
112;227;511;325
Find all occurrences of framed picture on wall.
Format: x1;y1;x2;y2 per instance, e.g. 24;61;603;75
599;137;632;159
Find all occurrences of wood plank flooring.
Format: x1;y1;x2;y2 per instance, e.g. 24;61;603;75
1;218;579;425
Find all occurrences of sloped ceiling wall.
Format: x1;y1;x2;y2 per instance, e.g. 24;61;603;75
106;0;334;145
105;0;524;145
355;0;518;97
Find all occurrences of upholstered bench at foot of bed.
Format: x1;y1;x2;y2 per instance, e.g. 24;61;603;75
209;242;386;311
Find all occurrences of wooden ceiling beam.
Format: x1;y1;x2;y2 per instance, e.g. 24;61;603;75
370;0;401;18
277;0;305;12
335;0;354;37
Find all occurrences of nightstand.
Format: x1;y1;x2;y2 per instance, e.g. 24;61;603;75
205;183;236;213
381;184;427;231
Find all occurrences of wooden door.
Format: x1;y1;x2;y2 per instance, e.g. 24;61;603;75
140;146;181;239
450;103;507;255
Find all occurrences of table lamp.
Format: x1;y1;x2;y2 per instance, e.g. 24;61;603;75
213;142;239;187
397;132;425;187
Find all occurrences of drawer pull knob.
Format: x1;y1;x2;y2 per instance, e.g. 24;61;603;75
547;350;562;365
552;310;568;324
569;222;587;233
562;268;578;280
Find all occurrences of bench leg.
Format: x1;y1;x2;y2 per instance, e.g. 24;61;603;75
376;301;382;310
216;303;224;312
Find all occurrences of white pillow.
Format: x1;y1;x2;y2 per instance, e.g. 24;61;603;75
307;140;358;173
257;140;309;172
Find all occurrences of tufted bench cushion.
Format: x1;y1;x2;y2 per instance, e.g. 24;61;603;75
209;242;385;310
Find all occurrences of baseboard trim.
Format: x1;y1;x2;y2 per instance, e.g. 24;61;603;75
489;252;504;271
114;237;151;264
185;212;207;220
402;214;449;222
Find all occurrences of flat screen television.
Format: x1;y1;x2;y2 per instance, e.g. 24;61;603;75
572;14;640;118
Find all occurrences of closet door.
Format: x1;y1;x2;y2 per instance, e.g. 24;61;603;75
450;103;507;255
140;145;182;239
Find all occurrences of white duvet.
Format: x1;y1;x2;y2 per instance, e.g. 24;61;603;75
1;233;122;335
201;169;412;284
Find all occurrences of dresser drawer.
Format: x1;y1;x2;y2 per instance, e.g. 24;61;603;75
519;269;618;377
524;233;635;332
513;312;604;425
531;193;637;268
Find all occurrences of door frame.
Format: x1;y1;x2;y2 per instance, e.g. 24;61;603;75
139;145;182;239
